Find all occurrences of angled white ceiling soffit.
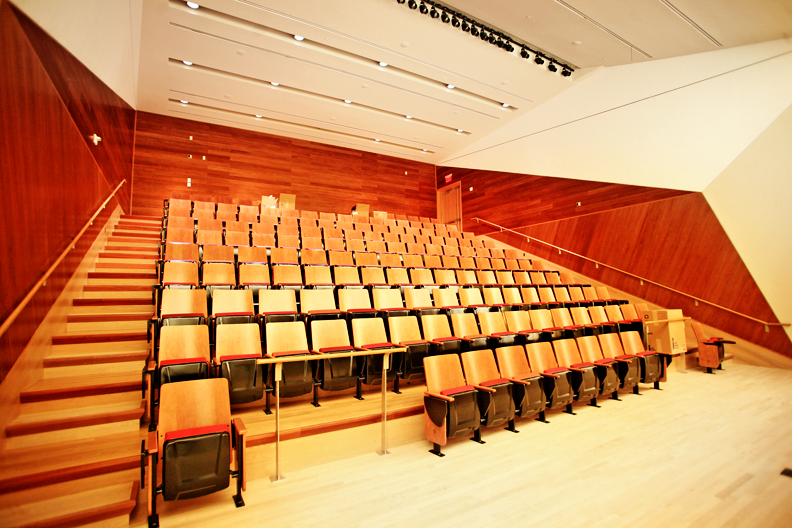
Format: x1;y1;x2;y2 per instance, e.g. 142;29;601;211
136;0;583;163
440;39;792;192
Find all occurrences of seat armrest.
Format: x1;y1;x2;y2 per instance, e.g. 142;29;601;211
473;384;497;393
146;360;156;373
232;417;247;437
147;431;158;455
541;372;560;379
424;391;454;402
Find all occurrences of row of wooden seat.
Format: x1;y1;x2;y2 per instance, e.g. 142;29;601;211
165;197;440;226
423;331;668;455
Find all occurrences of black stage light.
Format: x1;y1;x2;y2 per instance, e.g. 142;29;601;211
470;26;479;36
480;30;488;40
462;21;470;31
397;0;406;4
408;0;417;8
505;43;514;52
488;34;497;44
520;48;530;59
441;12;450;23
548;63;557;72
419;2;428;14
496;39;504;48
561;69;572;77
451;16;460;27
430;7;439;18
534;55;545;65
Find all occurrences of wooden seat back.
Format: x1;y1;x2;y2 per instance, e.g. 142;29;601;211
389;316;423;344
351;317;388;347
372;288;404;310
338;289;372;311
212;289;254;316
525;342;559;372
461;349;501;385
450;313;480;338
404;288;432;309
300;289;337;314
495;345;533;378
432;288;460;308
598;332;626;359
421;314;453;340
258;289;297;314
216;323;261;359
504;310;531;333
311;319;352;351
159;325;211;363
576;335;606;363
424;355;467;394
552;339;583;367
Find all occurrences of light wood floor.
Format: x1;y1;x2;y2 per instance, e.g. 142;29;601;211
131;362;792;528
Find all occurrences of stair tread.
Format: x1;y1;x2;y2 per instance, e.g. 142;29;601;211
0;481;137;527
23;372;142;393
44;351;149;368
68;313;153;322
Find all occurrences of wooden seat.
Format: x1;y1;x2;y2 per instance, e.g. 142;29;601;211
338;288;377;319
237;248;271;301
211;289;255;327
303;266;334;289
202;263;236;298
552;339;600;406
460;349;517;431
503;309;541;344
333;266;363;288
142;378;246;526
450;312;488;351
432;288;464;315
264;321;314;398
620;330;669;388
272;265;303;290
355;251;380;267
550;307;585;339
372;288;409;319
361;267;388;288
597;332;641;394
388;316;428;380
692;320;734;373
495;345;547;421
202;245;235;264
162;261;199;289
576;335;621;399
423;354;483;456
258;289;298;327
525;342;575;412
404;288;439;317
351;317;401;396
478;310;518;348
299;288;342;322
301;249;328;266
458;288;494;314
216;323;264;404
421;314;461;355
310;319;358;399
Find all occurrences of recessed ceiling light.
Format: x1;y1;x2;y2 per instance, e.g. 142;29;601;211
255;115;262;118
182;61;193;66
294;35;304;41
573;40;582;45
457;129;463;133
502;103;510;108
344;100;352;104
422;149;428;152
374;139;381;142
186;2;200;9
379;61;388;67
180;100;189;104
447;84;455;89
270;82;279;86
405;115;412;119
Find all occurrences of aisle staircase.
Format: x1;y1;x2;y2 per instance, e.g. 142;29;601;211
0;215;161;528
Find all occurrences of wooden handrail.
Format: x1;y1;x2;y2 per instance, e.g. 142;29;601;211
473;217;790;329
0;180;127;339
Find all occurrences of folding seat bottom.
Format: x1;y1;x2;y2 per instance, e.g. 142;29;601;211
162;428;231;501
220;356;264;405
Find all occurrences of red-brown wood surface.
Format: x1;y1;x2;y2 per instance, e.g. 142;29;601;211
436;166;691;228
132;112;437;218
0;1;118;383
490;194;791;356
10;3;135;212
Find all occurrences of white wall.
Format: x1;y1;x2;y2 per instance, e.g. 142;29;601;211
439;39;792;192
704;104;792;345
13;0;142;108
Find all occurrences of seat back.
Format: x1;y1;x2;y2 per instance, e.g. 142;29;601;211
521;287;541;304
434;269;457;286
597;332;626;359
432;288;460;308
458;288;485;308
620;331;646;354
351;317;388;347
504;310;531;333
338;288;373;311
386;267;411;285
334;266;361;286
217;323;263;404
621;304;640;320
478;311;508;335
388;316;423;343
538;287;556;304
576;335;605;363
158;325;211;385
212;289;255;321
162;262;200;288
410;268;435;286
530;309;554;330
525;342;559;372
460;349;501;385
550;308;575;328
424;354;467;394
372;288;404;310
605;304;624;322
165;244;199;263
404;288;433;309
588;306;610;325
361;267;386;286
201;245;235;264
421;314;453;340
482;288;505;306
450;313;480;338
299;289;338;314
304;266;333;287
495;345;532;378
569;307;593;326
552;338;583;367
258;289;297;315
501;288;523;305
311;319;352;350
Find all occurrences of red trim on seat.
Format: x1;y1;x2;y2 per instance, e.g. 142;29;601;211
214;312;254;317
544;367;569;374
163;282;197;286
440;385;476;396
400;339;429;346
261;311;298;316
378;307;407;312
616;354;637;360
270;350;311;357
347;308;377;313
220;354;261;362
492;332;516;337
432;337;460;342
594;358;615;364
480;378;510;387
319;346;354;353
164;424;229;443
542;327;562;332
570;362;595;368
517;330;541;334
636;351;656;356
361;342;394;350
159;357;207;367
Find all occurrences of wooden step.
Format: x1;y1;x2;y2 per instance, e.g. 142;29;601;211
20;372;142;403
74;298;152;307
66;320;149;334
52;331;147;346
87;272;157;280
81;290;151;299
72;304;154;314
44;350;149;368
83;285;153;292
6;401;145;438
122;215;161;222
97;257;157;265
107;236;158;244
99;251;159;259
95;262;156;270
114;222;160;231
43;359;145;380
20;391;144;415
67;313;152;324
0;480;138;528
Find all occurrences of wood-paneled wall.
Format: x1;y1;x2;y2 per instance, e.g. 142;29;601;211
436;167;692;228
132;112;436;218
492;193;792;356
0;0;117;383
9;3;135;212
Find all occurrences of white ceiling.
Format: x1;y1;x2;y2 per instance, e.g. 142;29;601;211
133;0;792;168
